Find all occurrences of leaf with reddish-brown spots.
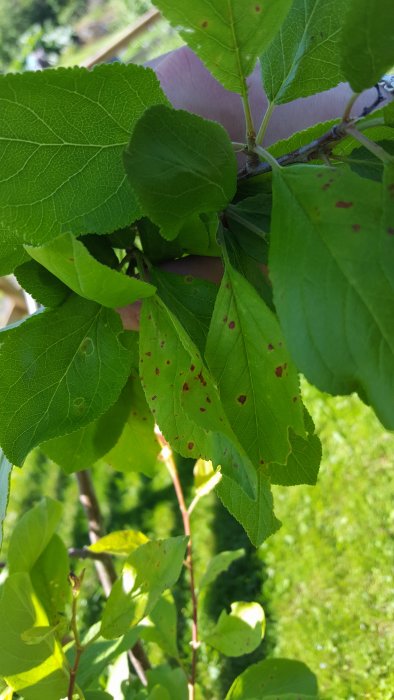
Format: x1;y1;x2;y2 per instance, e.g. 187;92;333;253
139;295;257;498
206;265;305;468
270;163;394;429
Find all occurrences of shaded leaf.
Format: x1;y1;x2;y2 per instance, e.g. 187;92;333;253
0;295;134;465
204;601;265;657
124;105;236;240
225;658;318;699
153;0;291;94
26;233;155;307
199;549;245;590
101;537;188;638
0;64;168;244
140;591;179;658
261;0;345;104
0;240;29;276
341;0;394;92
270;164;394;428
268;409;321;486
146;666;188;700
14;260;69;308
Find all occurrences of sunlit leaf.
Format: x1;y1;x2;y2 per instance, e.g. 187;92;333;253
225;658;318;699
8;498;63;574
204;601;265;657
89;530;149;557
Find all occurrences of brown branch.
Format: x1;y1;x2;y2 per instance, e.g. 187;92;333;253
156;433;199;700
75;469;150;685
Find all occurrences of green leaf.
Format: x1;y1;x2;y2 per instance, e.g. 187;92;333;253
0;295;134;465
30;534;71;625
261;0;345;104
8;498;63;574
14;260;70;308
26;233;155;307
70;625;139;690
0;239;29;276
146;666;188;700
268;410;321;486
150;268;218;354
0;449;12;551
384;102;394;127
85;692;114;700
217;470;281;546
89;530;149;556
42;378;134;474
340;0;394;92
177;213;221;257
225;658;318;699
103;368;159;477
270;164;394;429
0;572;68;699
153;0;292;94
206;264;306;467
140;591;179;658
101;536;188;639
0;64;168;245
124;105;236;240
140;295;257;498
204;601;265;657
199;549;245;590
226;195;270;263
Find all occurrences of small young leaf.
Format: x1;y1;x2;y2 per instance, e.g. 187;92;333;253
0;64;168;244
26;233;155;307
8;497;63;574
140;295;257;498
270;164;394;429
14;259;70;308
153;0;292;94
206;264;306;468
261;0;345;104
0;295;134;465
124;105;236;240
101;536;188;639
341;0;394;92
150;268;218;354
89;530;149;557
0;572;68;699
199;549;245;591
225;658;318;699
0;449;12;551
204;601;265;657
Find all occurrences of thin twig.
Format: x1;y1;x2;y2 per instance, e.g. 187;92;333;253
156;431;199;700
75;470;150;685
67;571;85;700
256;101;275;145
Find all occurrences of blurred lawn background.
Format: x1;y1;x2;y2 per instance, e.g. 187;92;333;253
0;0;394;697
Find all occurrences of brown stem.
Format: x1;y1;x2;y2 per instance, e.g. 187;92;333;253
156;434;199;700
75;469;150;685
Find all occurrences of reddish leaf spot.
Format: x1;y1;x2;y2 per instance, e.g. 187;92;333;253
255;4;261;11
182;382;189;392
275;366;283;378
190;365;195;372
200;407;206;412
293;396;298;403
197;371;207;386
336;201;353;209
237;395;247;405
268;343;274;351
206;396;212;404
145;351;152;357
352;224;361;232
260;459;265;465
228;321;236;329
188;442;194;450
151;395;157;401
148;314;152;320
160;340;165;348
225;282;230;289
166;359;171;365
155;368;160;375
387;227;394;235
201;20;208;28
223;315;228;323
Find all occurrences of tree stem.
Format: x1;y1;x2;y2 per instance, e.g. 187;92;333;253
75;469;150;685
156;434;199;700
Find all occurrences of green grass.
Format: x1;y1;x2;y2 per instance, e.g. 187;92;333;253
2;385;394;698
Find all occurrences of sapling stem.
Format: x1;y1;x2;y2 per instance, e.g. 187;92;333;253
345;125;394;162
67;570;85;700
156;430;199;700
342;92;360;122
